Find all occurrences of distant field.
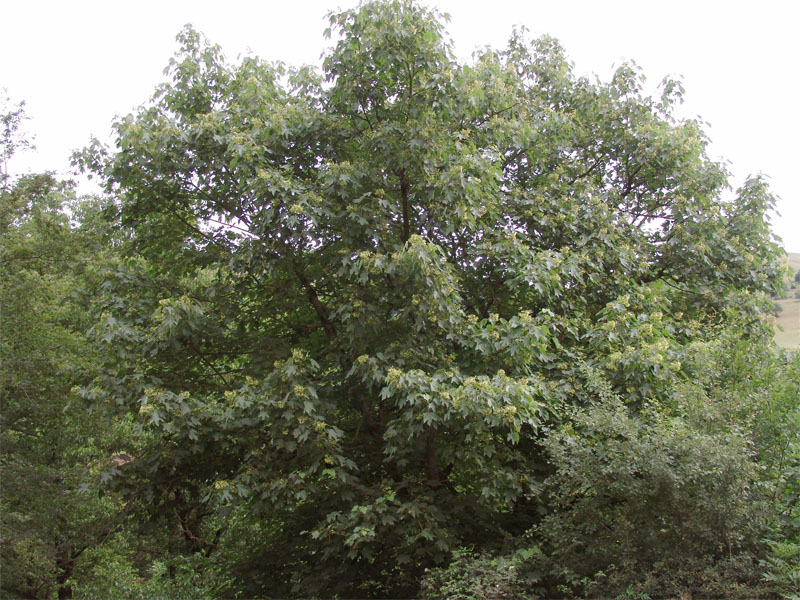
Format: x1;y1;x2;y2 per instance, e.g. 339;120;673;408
787;252;800;276
775;298;800;350
775;252;800;350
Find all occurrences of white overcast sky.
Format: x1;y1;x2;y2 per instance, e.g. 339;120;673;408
3;0;798;252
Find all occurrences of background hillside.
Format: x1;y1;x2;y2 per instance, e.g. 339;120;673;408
775;252;800;349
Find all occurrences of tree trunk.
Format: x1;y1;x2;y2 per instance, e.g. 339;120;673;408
55;544;74;600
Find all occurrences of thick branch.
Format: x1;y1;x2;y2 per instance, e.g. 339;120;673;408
292;261;336;342
292;260;381;440
425;427;440;489
399;170;411;243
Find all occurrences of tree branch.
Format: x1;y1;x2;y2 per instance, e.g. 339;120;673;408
398;169;411;243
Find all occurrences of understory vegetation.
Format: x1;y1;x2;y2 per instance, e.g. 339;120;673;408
2;2;798;598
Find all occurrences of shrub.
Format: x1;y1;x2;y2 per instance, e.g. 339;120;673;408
70;540;233;600
420;548;531;600
536;400;772;597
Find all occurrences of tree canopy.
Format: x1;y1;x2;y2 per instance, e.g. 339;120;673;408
4;2;797;598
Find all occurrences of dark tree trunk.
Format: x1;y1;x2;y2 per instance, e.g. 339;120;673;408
55;544;74;600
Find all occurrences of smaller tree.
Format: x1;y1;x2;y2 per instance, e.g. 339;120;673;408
1;91;33;187
0;104;125;599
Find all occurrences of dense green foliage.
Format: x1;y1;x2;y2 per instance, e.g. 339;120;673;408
0;152;118;596
2;2;799;598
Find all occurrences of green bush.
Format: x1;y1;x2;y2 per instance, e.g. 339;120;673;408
420;548;532;600
70;541;234;600
536;400;772;598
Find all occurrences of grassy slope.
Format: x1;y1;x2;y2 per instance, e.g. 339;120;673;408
775;252;800;350
786;252;800;275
